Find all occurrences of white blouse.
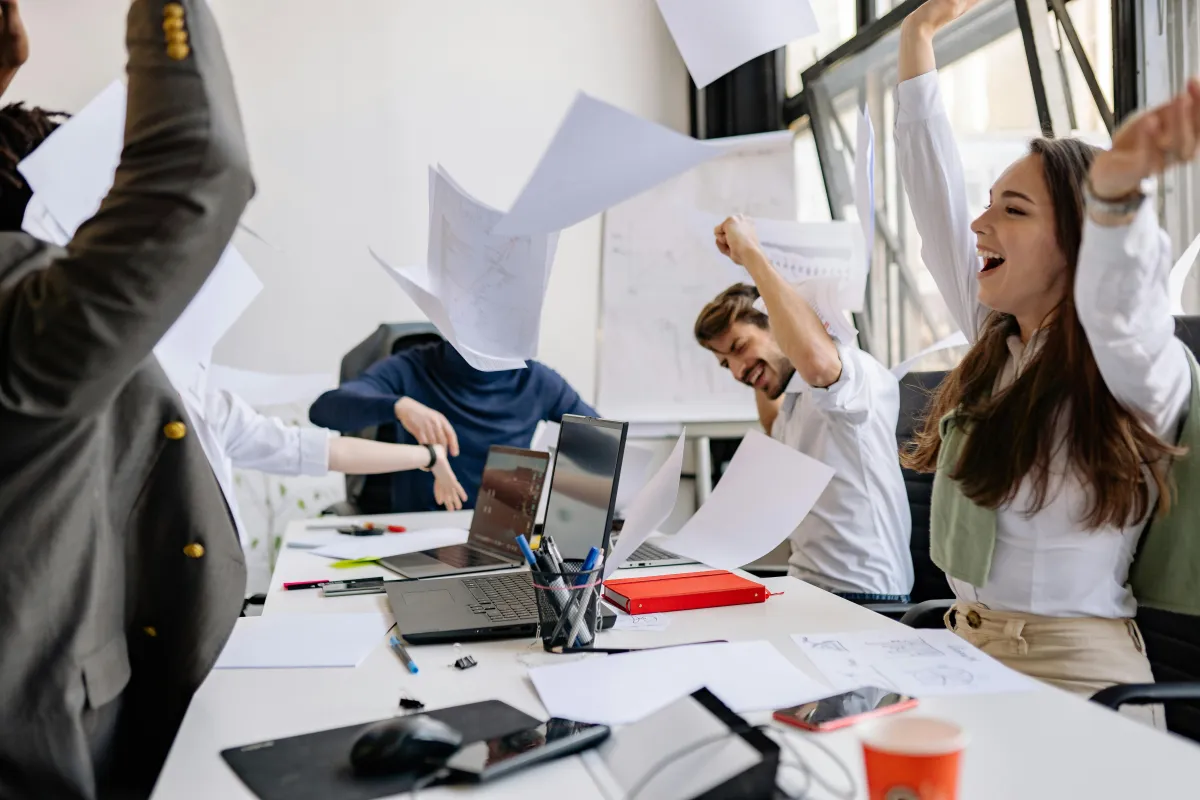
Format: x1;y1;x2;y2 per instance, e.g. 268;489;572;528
894;71;1191;618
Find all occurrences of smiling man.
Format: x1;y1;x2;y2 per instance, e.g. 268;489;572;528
693;215;913;603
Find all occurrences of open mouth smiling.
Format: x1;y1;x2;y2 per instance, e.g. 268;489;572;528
978;248;1006;274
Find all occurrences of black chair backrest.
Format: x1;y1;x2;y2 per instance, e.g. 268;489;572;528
897;370;952;604
1135;315;1200;741
339;323;444;512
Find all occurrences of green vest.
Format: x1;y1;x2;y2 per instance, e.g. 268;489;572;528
929;349;1200;616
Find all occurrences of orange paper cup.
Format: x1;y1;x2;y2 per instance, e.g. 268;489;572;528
860;716;967;800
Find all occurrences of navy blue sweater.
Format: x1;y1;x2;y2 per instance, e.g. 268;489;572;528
310;341;595;512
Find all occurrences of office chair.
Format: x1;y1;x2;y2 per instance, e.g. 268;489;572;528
320;322;444;516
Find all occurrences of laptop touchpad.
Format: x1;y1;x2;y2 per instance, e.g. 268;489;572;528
399;589;455;607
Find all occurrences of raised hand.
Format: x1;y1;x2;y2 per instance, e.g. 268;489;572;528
394;397;460;457
1089;78;1200;201
714;214;763;268
0;1;29;97
905;0;983;34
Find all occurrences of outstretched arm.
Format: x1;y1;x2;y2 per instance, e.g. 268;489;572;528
0;0;254;416
0;1;29;99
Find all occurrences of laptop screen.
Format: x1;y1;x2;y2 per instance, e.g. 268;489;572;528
542;415;628;560
469;446;550;558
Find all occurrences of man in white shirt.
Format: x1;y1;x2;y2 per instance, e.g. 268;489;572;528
694;215;913;602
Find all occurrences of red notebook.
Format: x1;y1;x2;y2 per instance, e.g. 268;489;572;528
602;570;768;614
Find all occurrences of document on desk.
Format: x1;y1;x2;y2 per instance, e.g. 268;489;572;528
661;430;834;570
655;0;819;90
528;640;827;725
208;365;335;408
371;253;528;373
493;93;727;236
793;629;1043;696
605;432;687;578
609;610;671;632
214;613;392;669
427;166;557;360
310;528;469;561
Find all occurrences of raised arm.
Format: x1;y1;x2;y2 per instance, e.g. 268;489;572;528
0;2;29;100
895;0;988;340
0;0;253;415
1075;83;1200;437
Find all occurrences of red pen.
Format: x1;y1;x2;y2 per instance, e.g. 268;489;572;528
284;580;329;591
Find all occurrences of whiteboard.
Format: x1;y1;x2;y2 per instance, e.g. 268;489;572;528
597;131;796;423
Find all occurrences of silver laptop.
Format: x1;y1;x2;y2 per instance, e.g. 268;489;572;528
379;446;549;580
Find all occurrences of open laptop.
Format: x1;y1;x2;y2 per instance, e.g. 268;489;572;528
386;415;627;643
379;446;549;580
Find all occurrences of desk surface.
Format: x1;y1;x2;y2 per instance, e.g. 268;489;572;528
152;512;1200;799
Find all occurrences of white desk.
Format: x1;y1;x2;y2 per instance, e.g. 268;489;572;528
152;512;1200;799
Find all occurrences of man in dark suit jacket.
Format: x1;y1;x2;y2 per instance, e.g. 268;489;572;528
0;1;254;797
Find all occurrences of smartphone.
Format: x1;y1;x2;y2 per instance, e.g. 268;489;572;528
774;687;917;732
443;719;610;783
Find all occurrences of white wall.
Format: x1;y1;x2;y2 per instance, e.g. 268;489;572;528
8;0;690;402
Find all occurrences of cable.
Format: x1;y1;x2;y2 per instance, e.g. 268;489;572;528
408;766;450;800
767;724;857;800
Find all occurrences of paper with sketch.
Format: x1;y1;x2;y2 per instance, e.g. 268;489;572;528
655;0;819;89
890;330;969;379
19;81;126;235
428;166;556;359
528;640;828;725
610;611;671;632
793;629;1042;696
153;247;264;413
662;430;834;569
494;93;726;236
214;613;392;669
370;252;528;372
208;365;334;407
311;528;469;561
1170;232;1200;314
606;432;686;578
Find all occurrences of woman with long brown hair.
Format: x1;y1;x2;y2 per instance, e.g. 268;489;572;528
897;0;1200;724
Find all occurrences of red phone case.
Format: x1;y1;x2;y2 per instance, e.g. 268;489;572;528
773;696;919;732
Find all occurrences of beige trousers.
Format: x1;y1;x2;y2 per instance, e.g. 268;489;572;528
946;602;1164;729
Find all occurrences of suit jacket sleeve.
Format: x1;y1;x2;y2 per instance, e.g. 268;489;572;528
0;0;254;417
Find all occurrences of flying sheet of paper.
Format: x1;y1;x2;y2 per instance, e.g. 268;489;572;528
1169;231;1200;314
19;81;126;235
528;640;828;725
370;252;528;372
605;432;687;578
614;440;657;514
662;430;834;570
793;629;1043;696
493;93;727;236
21;195;70;245
889;330;969;379
427;166;556;359
153;247;264;413
208;365;334;407
854;107;875;305
310;528;470;561
530;419;558;452
655;0;819;89
214;613;392;669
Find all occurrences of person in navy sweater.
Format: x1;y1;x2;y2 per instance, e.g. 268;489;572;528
310;340;596;512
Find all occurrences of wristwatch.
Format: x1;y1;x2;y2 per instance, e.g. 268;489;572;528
1084;176;1155;218
423;444;438;471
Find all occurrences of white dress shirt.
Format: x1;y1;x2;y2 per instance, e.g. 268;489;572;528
894;71;1191;618
187;388;331;549
772;343;913;596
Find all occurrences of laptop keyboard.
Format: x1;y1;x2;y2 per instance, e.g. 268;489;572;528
461;573;539;622
630;541;681;561
427;545;508;569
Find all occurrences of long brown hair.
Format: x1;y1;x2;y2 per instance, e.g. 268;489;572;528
903;138;1183;528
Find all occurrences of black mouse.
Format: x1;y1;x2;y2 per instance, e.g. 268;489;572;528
350;716;464;777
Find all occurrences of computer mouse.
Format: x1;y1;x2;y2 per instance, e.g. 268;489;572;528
350;716;464;777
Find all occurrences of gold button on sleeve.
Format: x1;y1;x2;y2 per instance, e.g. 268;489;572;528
163;421;187;440
183;543;205;559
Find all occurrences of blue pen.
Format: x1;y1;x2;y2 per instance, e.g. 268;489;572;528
574;546;601;587
389;635;419;674
515;534;539;568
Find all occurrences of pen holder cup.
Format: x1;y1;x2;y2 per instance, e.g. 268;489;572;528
531;559;604;652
